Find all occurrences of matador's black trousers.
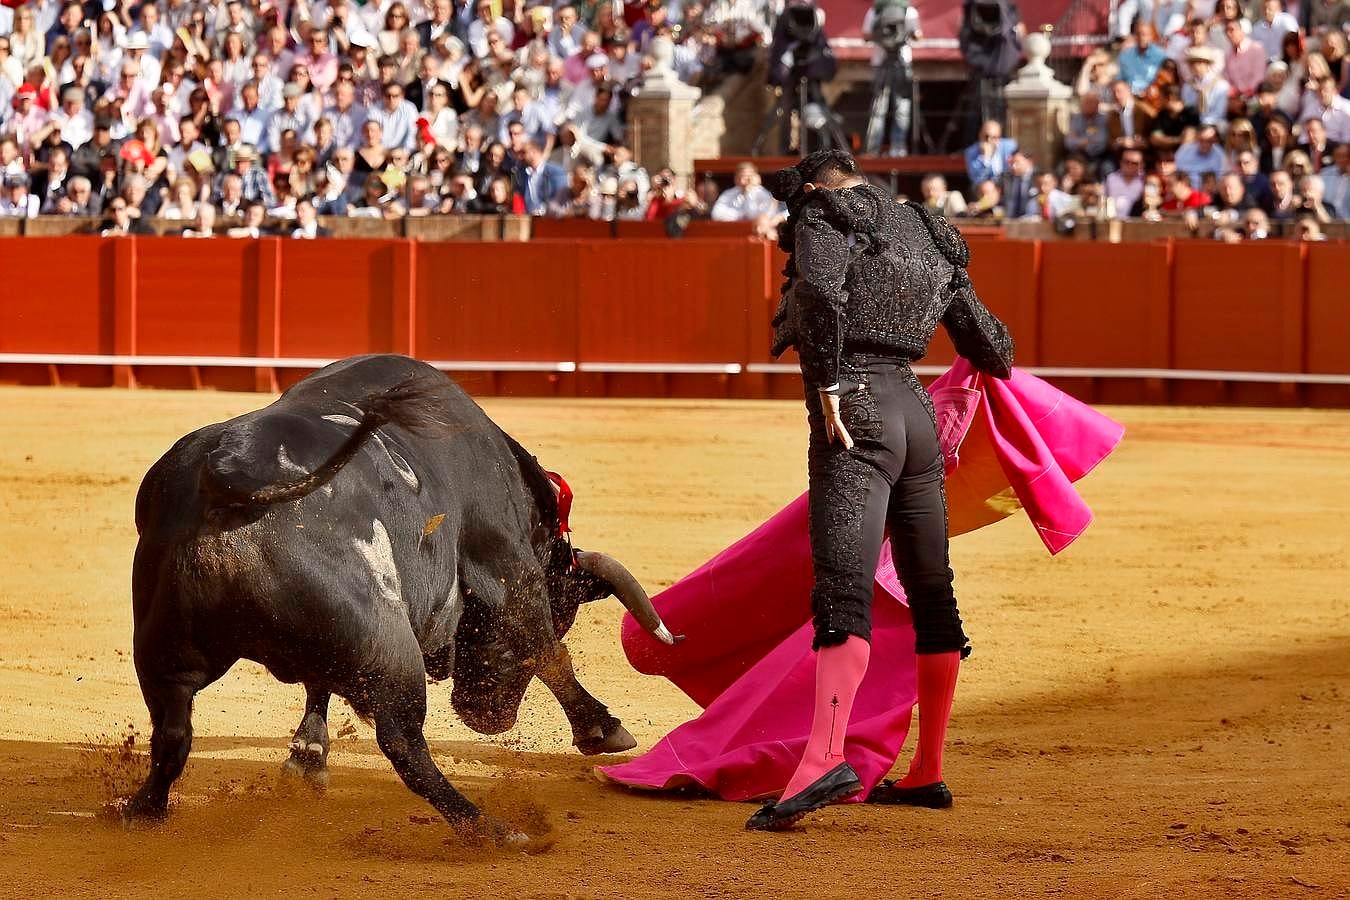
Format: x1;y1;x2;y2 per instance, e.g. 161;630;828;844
805;356;968;655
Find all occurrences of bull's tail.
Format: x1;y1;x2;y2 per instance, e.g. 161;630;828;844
202;376;447;507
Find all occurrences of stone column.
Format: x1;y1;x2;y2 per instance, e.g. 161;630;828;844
628;36;702;185
1003;29;1073;171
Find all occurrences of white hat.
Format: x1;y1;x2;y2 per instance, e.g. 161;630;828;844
585;52;609;69
124;32;150;50
1186;45;1219;65
348;31;374;49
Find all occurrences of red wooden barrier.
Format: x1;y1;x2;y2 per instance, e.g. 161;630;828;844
1;235;1347;406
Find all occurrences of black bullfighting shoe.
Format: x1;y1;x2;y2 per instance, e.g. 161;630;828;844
865;779;953;809
744;763;863;831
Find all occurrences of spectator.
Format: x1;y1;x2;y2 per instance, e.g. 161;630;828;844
1261;112;1295;170
1059;154;1090;194
1105;149;1147;219
1029;170;1073;220
1064;93;1109;169
367;81;419;151
1182;47;1230;128
468;173;513;213
513;140;567;215
1234;149;1275;211
964;119;1017;188
1132;173;1165;220
919;173;967;218
99;194;154;234
1268;168;1301;219
224;145;275;206
0;173;38;217
1320;144;1350;216
966;179;1002;218
1297;117;1337;171
227;199;270;237
182;203;219;237
47;174;100;216
1176;124;1228;183
290;196;332;237
1251;0;1300;61
710;161;780;223
1161;171;1210;212
160;178;200;220
1224;119;1259;168
1297;174;1338;221
645;169;688;221
1214;171;1258;218
1240;207;1271;240
31;145;72;210
548;163;599;218
1108;79;1150;159
1301;77;1350;143
1119;21;1167;95
1223;19;1268;98
467;0;514;59
1062;179;1116;221
999;151;1036;220
1294;214;1325;241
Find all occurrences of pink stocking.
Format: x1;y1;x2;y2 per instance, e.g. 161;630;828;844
896;651;961;787
779;635;870;801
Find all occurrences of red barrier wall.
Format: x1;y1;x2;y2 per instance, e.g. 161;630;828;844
1;235;1346;406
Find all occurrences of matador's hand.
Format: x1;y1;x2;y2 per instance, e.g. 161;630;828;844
818;389;854;450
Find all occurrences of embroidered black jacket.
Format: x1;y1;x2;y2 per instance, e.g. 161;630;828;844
771;182;1015;390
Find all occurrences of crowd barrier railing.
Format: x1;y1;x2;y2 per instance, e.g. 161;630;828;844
0;234;1347;406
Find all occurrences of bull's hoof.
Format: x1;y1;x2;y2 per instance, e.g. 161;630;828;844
455;814;530;850
120;799;168;830
575;723;637;756
281;741;329;791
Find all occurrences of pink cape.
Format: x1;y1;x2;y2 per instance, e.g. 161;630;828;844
597;361;1125;801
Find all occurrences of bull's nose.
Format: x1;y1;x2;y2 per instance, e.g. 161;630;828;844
452;696;519;735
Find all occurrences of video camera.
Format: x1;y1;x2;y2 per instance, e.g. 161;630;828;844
959;0;1022;80
869;0;912;54
768;0;836;87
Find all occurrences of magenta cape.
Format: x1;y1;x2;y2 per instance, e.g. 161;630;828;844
597;361;1125;801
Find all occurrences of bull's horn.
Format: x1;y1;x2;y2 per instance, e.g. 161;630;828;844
575;551;683;646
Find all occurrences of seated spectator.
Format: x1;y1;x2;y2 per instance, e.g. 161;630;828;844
160;178;200;220
1251;0;1300;61
965;119;1017;188
1119;21;1168;95
599;145;650;205
1300;77;1350;144
1320;144;1350;218
0;173;38;218
445;173;479;213
1028;171;1073;220
1160;171;1211;212
1059;154;1090;194
181;203;218;238
1234;150;1275;211
645;169;688;221
1294;214;1325;241
966;179;1002;218
1107;79;1151;159
710;161;780;223
1261;112;1295;170
513;140;568;215
46;175;100;216
1297;118;1337;171
1241;207;1271;240
355;120;390;174
919;173;967;218
1223;19;1267;98
1105;149;1147;219
99;195;154;234
227;199;270;237
1132;173;1165;220
1182;47;1230;128
549;164;601;218
1176;124;1228;183
1061;180;1116;221
467;0;515;59
1149;85;1199;154
999;151;1036;220
1075;48;1118;102
468;173;514;213
1283;149;1316;181
1297;174;1338;221
1268;168;1301;219
1064;93;1109;169
1214;172;1259;218
290;196;331;237
222;145;276;206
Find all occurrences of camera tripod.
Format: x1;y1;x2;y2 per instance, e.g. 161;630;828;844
863;49;913;156
751;74;849;157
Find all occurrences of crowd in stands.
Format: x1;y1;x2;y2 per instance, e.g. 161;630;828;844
0;0;781;234
957;0;1350;240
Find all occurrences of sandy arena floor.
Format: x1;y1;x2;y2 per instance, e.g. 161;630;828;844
0;386;1346;898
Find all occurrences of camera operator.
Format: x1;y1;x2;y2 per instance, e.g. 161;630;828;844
959;0;1023;134
703;0;773;82
862;0;920;156
768;0;837;90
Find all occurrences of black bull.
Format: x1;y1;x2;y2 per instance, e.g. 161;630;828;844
126;354;677;839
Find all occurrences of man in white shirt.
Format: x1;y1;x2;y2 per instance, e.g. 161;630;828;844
1301;77;1350;144
322;80;367;148
1104;149;1147;219
231;81;271;148
711;161;783;222
1175;124;1228;182
0;174;38;217
245;52;284;112
549;5;587;59
49;85;94;149
365;81;418;150
1250;0;1298;61
122;33;161;87
466;0;514;58
1319;145;1350;218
